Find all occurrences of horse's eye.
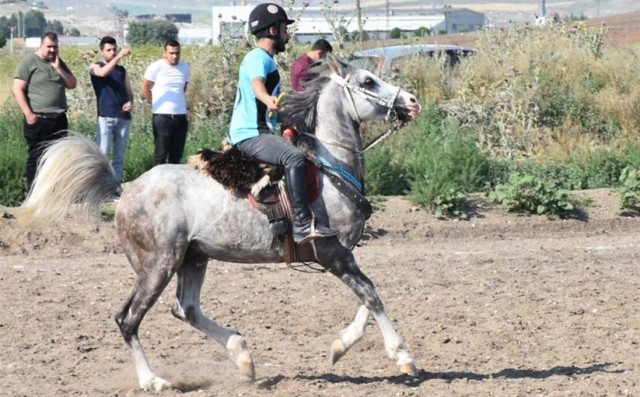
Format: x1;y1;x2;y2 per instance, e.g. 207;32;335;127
364;77;375;87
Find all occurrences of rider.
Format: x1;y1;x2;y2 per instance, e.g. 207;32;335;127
228;3;338;245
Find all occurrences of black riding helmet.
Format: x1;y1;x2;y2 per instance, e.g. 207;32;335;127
248;3;295;36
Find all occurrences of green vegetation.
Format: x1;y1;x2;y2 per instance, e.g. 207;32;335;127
126;20;179;46
0;10;69;40
617;167;640;212
488;174;576;219
2;21;640;220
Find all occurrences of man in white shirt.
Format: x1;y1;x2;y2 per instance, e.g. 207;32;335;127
142;39;190;165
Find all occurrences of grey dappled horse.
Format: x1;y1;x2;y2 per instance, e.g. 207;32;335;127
5;54;422;391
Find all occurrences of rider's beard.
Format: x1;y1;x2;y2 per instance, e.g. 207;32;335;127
274;37;287;53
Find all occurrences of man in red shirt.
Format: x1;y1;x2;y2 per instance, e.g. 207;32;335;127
290;39;333;92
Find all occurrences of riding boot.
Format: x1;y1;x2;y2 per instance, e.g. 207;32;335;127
286;166;339;245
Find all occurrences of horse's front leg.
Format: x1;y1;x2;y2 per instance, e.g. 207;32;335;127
315;241;417;375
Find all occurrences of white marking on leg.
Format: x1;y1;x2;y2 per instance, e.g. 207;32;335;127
372;311;417;375
129;336;172;391
330;305;369;364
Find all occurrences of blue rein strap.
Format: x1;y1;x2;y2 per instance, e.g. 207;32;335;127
304;152;372;219
318;157;364;193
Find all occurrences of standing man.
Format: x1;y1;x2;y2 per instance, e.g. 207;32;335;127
229;3;338;245
290;39;333;92
90;36;133;182
13;31;77;191
142;39;190;166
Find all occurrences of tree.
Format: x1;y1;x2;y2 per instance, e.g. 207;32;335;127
414;26;431;37
389;27;404;39
0;16;11;39
46;19;64;34
66;27;81;37
127;19;178;46
23;9;46;37
0;32;6;49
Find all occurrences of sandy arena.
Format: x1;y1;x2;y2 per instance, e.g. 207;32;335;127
1;190;639;396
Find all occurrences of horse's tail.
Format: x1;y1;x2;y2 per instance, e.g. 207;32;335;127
2;134;120;227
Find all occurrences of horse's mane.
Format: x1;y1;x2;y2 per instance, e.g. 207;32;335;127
280;53;353;134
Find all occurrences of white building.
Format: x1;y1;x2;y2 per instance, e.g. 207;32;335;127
211;5;485;45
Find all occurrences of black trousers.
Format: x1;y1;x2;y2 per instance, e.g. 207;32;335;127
235;133;306;170
23;114;68;190
152;114;188;166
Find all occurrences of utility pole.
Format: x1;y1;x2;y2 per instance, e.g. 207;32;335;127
386;0;389;30
10;26;14;54
356;0;363;44
539;0;546;17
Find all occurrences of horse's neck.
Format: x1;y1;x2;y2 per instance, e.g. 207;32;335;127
314;117;364;183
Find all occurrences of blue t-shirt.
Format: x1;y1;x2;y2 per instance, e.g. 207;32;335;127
90;62;131;119
229;48;281;145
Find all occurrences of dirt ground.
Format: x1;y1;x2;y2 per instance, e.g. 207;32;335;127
1;189;640;397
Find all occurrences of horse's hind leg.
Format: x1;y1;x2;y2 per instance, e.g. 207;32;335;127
315;242;416;375
115;264;178;391
330;305;369;364
171;251;255;380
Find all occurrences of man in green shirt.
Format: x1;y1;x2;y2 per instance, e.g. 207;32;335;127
13;31;77;191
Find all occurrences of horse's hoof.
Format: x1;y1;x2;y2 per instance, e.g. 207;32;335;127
399;362;418;377
142;376;172;392
330;339;346;365
237;352;256;381
227;334;256;381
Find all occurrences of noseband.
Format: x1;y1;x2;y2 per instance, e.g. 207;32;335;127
329;73;401;123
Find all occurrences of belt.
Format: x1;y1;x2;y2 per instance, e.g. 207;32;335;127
35;112;65;119
154;113;186;120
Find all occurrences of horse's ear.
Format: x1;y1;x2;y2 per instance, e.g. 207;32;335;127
325;53;348;76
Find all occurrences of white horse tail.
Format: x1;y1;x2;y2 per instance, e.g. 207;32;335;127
2;134;120;227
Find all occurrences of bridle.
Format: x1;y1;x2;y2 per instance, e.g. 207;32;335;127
297;71;408;195
329;72;401;124
303;72;406;155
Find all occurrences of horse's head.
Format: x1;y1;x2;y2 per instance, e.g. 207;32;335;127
323;53;421;124
281;53;421;133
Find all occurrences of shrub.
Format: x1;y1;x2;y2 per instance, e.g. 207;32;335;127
489;173;575;219
364;145;409;196
618;166;640;212
401;106;488;216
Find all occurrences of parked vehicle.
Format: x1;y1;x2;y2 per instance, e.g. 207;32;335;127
351;44;474;77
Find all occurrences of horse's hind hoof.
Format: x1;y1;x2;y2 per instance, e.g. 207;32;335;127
227;334;256;381
237;356;256;381
399;362;418;377
330;339;347;365
141;376;173;392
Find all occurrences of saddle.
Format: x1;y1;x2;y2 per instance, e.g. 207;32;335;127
188;147;320;263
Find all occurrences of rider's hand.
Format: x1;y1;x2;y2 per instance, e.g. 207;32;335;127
266;95;279;111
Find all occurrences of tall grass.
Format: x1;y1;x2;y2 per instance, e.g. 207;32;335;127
4;23;640;210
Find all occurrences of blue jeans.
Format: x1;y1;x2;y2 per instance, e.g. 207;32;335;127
96;116;131;181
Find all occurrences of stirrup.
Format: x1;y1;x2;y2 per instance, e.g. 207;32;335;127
294;222;339;245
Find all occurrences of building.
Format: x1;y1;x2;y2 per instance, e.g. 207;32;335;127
211;5;485;44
